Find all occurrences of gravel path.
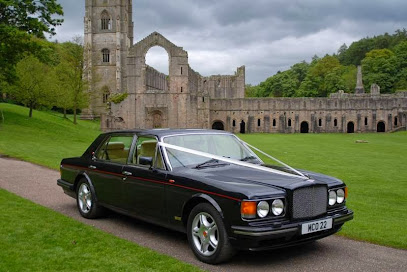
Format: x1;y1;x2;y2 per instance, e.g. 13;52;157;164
1;156;406;272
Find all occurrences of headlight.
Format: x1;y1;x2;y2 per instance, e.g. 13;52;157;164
271;199;284;216
336;189;345;204
257;201;269;218
329;190;337;206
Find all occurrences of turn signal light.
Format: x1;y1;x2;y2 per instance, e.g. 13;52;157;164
241;201;256;219
345;187;348;199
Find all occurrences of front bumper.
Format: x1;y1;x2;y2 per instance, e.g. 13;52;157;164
230;208;353;251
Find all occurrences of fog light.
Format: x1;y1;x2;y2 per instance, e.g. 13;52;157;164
257;201;269;218
329;190;337;206
271;199;284;216
337;189;345;204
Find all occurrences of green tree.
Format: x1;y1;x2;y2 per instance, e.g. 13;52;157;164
296;56;342;97
0;0;63;38
56;39;88;124
362;49;398;93
12;55;54;117
0;0;63;86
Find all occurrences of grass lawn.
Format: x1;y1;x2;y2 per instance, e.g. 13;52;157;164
0;103;100;169
239;132;407;249
0;189;201;272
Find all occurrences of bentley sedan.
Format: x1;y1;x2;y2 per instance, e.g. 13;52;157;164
57;129;353;264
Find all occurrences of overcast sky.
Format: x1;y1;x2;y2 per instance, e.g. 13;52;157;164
52;0;407;84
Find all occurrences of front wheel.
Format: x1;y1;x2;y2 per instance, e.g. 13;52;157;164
187;203;236;264
76;178;104;219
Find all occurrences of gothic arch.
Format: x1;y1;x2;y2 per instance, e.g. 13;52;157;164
212;121;225;130
100;10;112;30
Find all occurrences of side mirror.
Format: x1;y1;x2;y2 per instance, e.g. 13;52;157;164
139;156;153;166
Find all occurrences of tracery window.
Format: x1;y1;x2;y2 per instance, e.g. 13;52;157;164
101;11;111;30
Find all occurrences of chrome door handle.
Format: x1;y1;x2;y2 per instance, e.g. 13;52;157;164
122;171;132;176
89;165;97;170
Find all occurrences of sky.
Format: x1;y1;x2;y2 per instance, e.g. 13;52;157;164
52;0;407;85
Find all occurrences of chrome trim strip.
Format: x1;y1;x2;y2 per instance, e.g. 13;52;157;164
234;227;298;237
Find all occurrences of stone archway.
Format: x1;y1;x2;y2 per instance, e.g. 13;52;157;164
377;121;386;132
212;121;224;130
347;122;355;133
300;121;309;133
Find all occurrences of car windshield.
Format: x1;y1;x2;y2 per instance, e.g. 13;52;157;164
163;134;261;169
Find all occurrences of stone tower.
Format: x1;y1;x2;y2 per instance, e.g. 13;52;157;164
82;0;134;119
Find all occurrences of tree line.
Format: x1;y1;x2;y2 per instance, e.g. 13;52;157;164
0;0;89;123
246;29;407;98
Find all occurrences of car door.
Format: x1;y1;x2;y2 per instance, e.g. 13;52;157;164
87;134;134;208
121;135;167;222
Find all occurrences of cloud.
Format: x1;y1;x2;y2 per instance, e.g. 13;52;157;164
53;0;407;84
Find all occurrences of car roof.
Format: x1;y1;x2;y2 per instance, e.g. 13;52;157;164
102;129;233;138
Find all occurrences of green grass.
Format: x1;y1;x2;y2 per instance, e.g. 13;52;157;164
0;103;101;169
0;189;201;272
239;132;407;249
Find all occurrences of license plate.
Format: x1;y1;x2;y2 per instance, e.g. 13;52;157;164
301;218;333;235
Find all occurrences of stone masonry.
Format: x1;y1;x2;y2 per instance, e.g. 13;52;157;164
82;0;407;133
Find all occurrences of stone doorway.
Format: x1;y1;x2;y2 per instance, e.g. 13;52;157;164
212;121;224;130
377;121;386;132
300;121;309;133
240;120;246;134
347;122;355;133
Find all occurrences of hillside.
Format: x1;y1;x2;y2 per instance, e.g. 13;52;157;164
0;103;100;169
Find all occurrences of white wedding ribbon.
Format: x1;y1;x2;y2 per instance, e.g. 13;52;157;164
158;142;306;179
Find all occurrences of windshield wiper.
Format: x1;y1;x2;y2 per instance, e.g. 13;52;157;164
194;159;228;169
240;155;257;162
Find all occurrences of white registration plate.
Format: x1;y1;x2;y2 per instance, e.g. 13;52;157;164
301;218;333;235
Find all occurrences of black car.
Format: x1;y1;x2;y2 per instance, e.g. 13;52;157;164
57;129;353;264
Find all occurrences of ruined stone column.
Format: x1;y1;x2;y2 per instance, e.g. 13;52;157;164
355;66;365;94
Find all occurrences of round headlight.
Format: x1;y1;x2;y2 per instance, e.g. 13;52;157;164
337;189;345;204
271;199;284;216
329;190;337;206
257;201;269;218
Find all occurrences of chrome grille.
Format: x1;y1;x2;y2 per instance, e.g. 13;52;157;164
292;186;327;219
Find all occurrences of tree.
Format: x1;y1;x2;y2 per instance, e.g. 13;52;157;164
0;0;63;86
0;0;63;38
12;55;54;117
362;49;398;93
56;39;88;124
296;56;342;97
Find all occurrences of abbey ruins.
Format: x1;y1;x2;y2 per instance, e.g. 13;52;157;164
82;0;407;133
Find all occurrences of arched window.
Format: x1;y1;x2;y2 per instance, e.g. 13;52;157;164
272;119;276;127
334;119;338;127
232;120;236;127
257;119;261;127
102;49;110;63
318;118;322;127
288;118;292;127
101;11;111;30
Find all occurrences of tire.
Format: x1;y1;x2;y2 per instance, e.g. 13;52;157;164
76;178;104;219
187;203;236;264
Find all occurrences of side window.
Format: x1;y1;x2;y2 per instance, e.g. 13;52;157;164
133;136;165;169
95;135;133;163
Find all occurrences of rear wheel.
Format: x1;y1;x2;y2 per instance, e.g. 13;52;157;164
76;178;104;219
187;203;236;264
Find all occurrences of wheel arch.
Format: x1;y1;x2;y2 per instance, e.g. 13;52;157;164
74;172;98;201
182;194;224;227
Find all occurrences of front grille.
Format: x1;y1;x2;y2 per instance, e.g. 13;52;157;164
292;185;327;219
